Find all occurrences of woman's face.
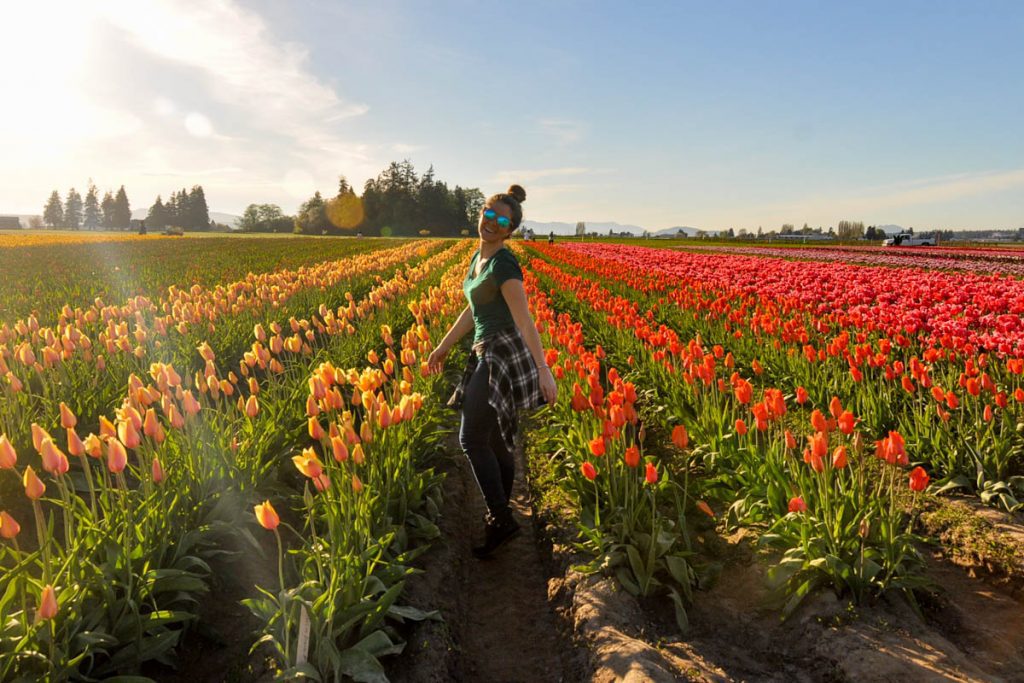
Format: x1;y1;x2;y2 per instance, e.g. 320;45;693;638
478;201;513;243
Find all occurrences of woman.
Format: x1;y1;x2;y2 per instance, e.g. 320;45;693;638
426;184;558;558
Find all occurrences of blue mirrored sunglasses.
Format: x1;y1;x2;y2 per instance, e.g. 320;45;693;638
482;208;512;229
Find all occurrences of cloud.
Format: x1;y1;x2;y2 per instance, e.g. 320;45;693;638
757;168;1024;221
0;1;391;213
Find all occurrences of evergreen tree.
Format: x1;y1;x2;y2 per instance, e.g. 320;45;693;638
189;185;210;230
64;188;83;230
147;196;169;229
83;182;101;230
101;191;115;228
112;186;131;230
43;190;64;228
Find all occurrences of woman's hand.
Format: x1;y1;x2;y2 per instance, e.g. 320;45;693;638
426;343;450;376
538;365;558;405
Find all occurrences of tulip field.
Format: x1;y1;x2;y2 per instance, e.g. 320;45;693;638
2;233;1024;680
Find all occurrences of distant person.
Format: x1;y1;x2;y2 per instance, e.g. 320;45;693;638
427;184;556;558
548;231;554;245
138;219;147;235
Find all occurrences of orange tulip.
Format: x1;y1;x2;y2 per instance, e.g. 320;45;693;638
118;419;140;449
37;585;58;621
66;429;86;457
837;410;855;435
245;395;259;418
696;500;715;518
151;457;165;484
352;443;365;465
107;439;128;473
39;438;69;476
351;473;364;493
624;445;641;468
292;451;323;479
784;430;797;449
588;436;606;457
810;409;827;433
59;402;77;429
254;500;280;530
23;466;45;500
828;396;843;419
83;433;104;458
0;435;16;469
795;386;808;405
644;462;658;485
331;436;349;462
0;510;21;539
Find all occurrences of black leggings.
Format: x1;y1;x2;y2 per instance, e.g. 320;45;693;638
459;358;514;515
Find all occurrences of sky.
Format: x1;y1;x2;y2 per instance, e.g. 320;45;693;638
2;0;1023;232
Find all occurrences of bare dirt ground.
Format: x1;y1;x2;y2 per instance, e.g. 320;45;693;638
389;434;584;683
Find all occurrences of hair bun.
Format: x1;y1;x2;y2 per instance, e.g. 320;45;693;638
507;184;526;204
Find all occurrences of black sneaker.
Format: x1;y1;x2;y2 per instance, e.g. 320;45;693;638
472;509;521;559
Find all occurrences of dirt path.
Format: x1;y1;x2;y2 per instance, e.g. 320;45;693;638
390;433;581;682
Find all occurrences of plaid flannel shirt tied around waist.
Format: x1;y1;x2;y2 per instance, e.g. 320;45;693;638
447;327;546;453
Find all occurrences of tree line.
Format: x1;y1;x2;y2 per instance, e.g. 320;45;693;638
43;183;131;230
145;186;211;231
240;160;485;236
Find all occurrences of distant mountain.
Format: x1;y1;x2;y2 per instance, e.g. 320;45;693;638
653;226;708;237
522;219;649;236
131;209;241;227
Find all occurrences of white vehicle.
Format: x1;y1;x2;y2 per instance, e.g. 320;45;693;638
884;232;936;247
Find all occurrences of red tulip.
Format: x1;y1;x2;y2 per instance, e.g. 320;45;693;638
644;462;658;484
788;496;807;513
734;419;747;436
832;446;848;469
795;386;808;405
588;436;606;457
671;424;688;450
909;466;930;492
837;410;855;435
581;461;597;481
696;500;715;518
624;445;641;468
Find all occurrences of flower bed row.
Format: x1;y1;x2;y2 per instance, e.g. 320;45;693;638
0;241;470;679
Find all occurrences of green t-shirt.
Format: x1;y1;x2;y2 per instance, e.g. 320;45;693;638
464;247;523;344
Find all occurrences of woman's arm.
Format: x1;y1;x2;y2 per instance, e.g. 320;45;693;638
501;279;558;404
426;305;473;374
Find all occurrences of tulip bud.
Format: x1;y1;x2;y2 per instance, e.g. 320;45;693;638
37;585;58;621
107;439;128;473
23;466;45;500
254;500;279;530
59;402;77;429
151;457;165;484
0;510;21;539
245;395;259;418
0;435;17;469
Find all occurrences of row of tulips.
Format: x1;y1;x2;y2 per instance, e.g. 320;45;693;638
0;240;436;488
0;241;470;679
523;245;935;614
507;245;698;630
531;242;1024;510
0;235;399;326
244;247;472;680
